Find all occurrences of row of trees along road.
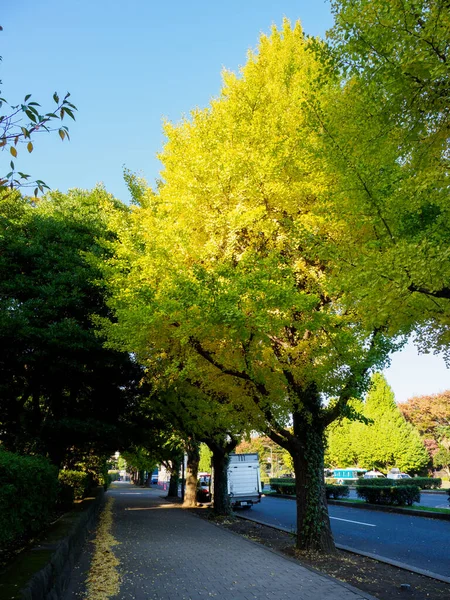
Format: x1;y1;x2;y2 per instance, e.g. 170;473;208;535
101;2;449;553
100;0;448;550
1;1;448;555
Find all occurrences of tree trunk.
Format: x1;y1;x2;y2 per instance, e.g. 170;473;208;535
291;427;335;553
211;446;232;515
167;457;180;498
139;469;145;486
183;442;200;508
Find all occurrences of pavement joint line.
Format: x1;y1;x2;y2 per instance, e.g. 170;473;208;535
235;513;450;585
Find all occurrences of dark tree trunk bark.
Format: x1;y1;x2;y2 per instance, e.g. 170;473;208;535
291;426;335;553
167;457;181;498
204;436;237;516
183;442;200;508
139;469;145;486
211;447;231;515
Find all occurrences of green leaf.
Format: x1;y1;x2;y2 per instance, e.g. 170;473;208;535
25;110;37;123
53;92;59;104
59;129;65;141
63;107;76;120
24;94;32;102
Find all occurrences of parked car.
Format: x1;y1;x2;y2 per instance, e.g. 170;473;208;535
386;468;412;480
363;470;385;479
197;473;211;503
387;472;412;480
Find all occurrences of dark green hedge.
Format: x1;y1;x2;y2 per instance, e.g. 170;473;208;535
269;478;295;495
325;484;350;499
58;470;92;500
0;449;59;547
356;477;441;489
356;485;420;506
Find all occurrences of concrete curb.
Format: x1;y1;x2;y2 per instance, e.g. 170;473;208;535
335;544;450;586
235;514;450;585
19;487;105;600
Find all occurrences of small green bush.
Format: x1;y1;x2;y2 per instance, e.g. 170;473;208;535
325;484;350;499
356;485;420;506
356;477;440;489
269;478;295;495
58;470;91;500
0;449;59;548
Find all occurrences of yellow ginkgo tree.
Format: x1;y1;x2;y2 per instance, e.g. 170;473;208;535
104;21;394;553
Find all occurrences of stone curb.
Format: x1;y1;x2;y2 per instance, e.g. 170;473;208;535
19;488;105;600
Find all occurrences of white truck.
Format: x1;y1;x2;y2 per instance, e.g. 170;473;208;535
228;453;262;508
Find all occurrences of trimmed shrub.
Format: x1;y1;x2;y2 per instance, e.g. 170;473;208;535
356;477;441;489
410;477;441;489
58;470;91;500
325;484;350;499
0;449;59;547
269;478;295;495
356;485;420;506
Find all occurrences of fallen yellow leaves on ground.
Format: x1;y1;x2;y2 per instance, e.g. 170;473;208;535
85;497;121;599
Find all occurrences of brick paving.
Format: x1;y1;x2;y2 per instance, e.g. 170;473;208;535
86;482;374;600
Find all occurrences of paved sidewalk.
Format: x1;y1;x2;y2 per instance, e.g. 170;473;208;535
65;482;375;599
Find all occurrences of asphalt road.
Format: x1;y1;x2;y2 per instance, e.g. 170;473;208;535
245;495;450;578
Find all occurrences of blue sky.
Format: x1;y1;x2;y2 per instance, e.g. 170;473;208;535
2;0;448;402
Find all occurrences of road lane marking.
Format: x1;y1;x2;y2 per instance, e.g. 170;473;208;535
330;516;376;527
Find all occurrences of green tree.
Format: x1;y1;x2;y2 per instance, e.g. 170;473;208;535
328;374;429;473
315;1;450;356
325;401;362;468
198;443;213;473
0;188;141;466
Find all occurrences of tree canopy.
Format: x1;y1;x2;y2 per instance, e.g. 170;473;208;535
316;0;450;356
0;188;141;466
326;374;429;473
103;20;394;552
